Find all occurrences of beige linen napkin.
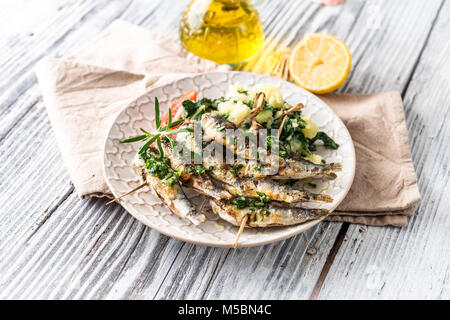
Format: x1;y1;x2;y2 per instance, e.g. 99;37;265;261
320;93;421;226
35;20;225;198
35;20;420;226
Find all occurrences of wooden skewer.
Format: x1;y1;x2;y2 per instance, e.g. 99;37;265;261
282;56;289;81
283;48;292;81
277;115;288;138
277;103;304;138
233;214;249;248
269;48;291;81
106;182;147;205
274;102;304;120
269;51;283;77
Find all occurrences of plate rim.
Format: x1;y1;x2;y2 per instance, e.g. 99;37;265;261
102;71;355;247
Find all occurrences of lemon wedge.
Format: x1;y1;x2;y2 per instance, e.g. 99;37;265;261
289;33;351;94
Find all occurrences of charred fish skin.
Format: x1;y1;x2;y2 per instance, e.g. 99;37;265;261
132;152;205;226
209;200;330;227
201;149;339;181
161;142;231;201
143;170;205;226
201;113;273;163
273;159;341;180
201;113;341;179
196;144;333;203
221;177;333;203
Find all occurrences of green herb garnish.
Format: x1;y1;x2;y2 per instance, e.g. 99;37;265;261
182;98;218;120
309;132;339;150
120;97;193;158
230;163;244;176
229;192;272;210
120;97;193;186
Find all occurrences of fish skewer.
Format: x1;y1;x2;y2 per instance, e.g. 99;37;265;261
201;113;341;179
179;120;341;180
233;215;249;248
199;145;340;180
221;177;333;203
141;169;206;226
117;87;340;232
106;182;148;205
161;142;231;201
133;149;206;226
210;200;330;228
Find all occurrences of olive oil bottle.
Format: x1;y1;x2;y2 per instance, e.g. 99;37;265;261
179;0;264;65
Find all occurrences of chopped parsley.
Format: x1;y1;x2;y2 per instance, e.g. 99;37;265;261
182;98;219;120
271;110;339;161
229;192;271;211
230;164;244;176
140;149;181;187
309;132;339;150
186;165;206;175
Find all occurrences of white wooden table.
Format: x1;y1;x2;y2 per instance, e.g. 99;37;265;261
0;0;448;300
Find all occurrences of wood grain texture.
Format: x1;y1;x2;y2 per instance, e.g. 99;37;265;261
0;0;448;300
0;0;340;300
318;0;449;299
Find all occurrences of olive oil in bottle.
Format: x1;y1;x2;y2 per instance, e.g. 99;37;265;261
179;0;264;65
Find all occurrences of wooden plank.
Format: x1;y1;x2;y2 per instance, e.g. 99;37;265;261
156;0;347;300
200;223;342;299
0;0;342;300
318;0;449;299
201;0;445;299
0;0;446;300
0;0;172;299
0;0;153;139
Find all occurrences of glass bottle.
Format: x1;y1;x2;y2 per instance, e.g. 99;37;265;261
179;0;264;65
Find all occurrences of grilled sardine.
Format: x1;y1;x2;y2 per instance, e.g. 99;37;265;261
161;142;231;201
143;170;205;225
220;177;333;203
133;154;205;225
198;147;340;180
210;200;329;227
201;113;341;179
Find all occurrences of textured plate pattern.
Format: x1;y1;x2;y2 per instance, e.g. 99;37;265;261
103;71;355;247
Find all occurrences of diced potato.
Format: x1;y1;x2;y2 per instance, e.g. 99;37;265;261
274;110;284;119
218;100;251;125
301;117;318;139
304;153;323;165
226;84;251;104
255;109;273;125
288;137;323;164
250;83;284;109
288;137;303;153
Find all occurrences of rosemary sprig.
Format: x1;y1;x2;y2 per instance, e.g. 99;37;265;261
120;97;193;157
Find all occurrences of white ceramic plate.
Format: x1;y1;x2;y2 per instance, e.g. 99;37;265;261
103;71;355;247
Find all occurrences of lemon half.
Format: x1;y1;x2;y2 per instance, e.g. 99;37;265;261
289;33;351;94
